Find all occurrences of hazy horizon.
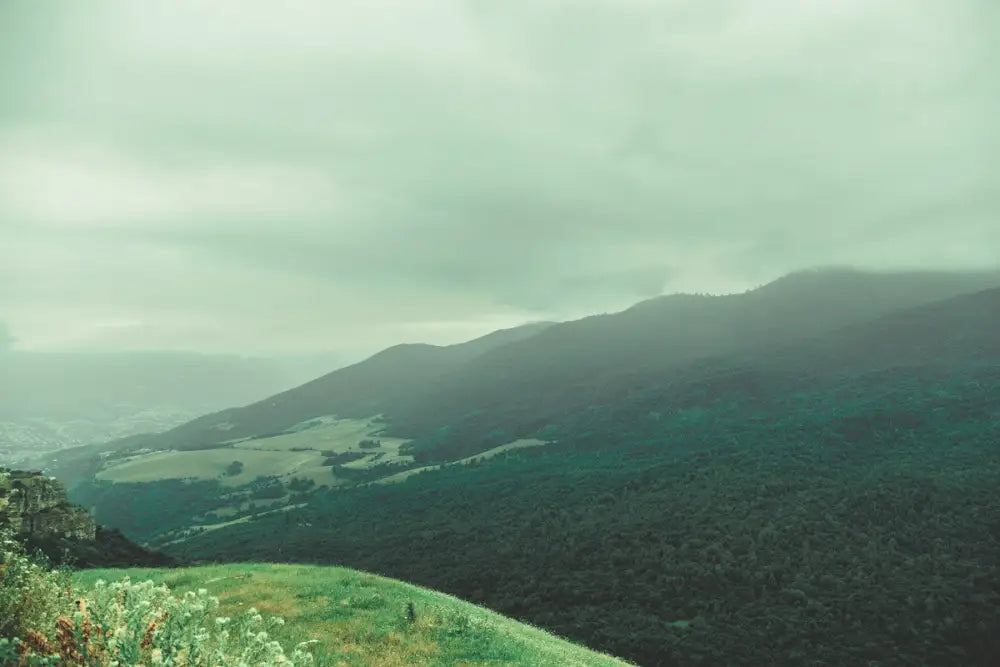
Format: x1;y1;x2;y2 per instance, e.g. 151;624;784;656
2;1;997;356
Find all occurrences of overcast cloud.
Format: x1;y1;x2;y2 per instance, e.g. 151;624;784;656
1;0;997;355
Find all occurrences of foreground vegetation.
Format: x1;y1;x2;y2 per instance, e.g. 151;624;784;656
71;564;629;666
0;532;314;666
1;533;628;666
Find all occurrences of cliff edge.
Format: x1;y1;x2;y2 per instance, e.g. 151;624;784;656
1;467;175;567
0;468;95;540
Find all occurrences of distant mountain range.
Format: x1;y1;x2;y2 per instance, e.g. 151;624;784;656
0;351;338;462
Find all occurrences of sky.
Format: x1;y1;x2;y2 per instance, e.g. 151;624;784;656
1;0;997;356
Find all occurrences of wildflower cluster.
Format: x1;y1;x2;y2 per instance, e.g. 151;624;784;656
39;577;315;666
0;530;73;640
0;530;313;666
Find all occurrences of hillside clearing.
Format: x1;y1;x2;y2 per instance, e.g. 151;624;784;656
232;416;416;483
236;416;411;460
93;416;414;487
95;448;329;486
374;438;549;485
93;422;543;490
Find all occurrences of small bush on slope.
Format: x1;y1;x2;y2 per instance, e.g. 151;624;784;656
0;530;74;642
73;564;632;666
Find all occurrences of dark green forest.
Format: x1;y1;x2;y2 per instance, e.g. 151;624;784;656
76;362;1000;666
56;280;1000;665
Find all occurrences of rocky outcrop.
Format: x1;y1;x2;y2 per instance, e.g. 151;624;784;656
1;467;177;568
0;468;97;541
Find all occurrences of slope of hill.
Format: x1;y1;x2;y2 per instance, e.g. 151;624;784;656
72;563;631;666
65;281;1000;665
634;283;1000;394
87;363;1000;665
109;321;555;454
386;268;1000;459
62;268;1000;468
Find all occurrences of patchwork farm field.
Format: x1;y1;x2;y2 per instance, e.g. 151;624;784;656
237;416;410;456
78;419;556;549
96;448;327;486
94;417;414;487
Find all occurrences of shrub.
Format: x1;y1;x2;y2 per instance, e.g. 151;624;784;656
1;535;314;667
249;478;286;500
0;638;58;666
321;452;366;466
0;530;73;641
9;577;314;665
287;478;315;493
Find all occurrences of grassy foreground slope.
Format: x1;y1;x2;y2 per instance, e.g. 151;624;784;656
73;564;631;667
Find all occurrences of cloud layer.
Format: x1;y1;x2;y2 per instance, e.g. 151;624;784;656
1;1;997;354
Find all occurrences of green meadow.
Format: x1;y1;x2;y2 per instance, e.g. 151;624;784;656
73;564;631;667
93;417;417;489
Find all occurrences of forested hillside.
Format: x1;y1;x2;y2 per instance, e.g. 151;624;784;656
62;269;1000;464
65;278;1000;665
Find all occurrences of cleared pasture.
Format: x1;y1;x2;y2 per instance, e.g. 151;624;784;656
96;448;327;486
235;417;412;464
95;417;415;488
374;438;548;485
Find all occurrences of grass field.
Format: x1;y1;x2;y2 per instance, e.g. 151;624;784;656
73;563;631;667
374;439;549;485
93;421;547;492
236;417;412;462
95;448;330;486
95;417;415;488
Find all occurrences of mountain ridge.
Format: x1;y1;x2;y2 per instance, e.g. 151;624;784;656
50;268;1000;666
43;267;1000;468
